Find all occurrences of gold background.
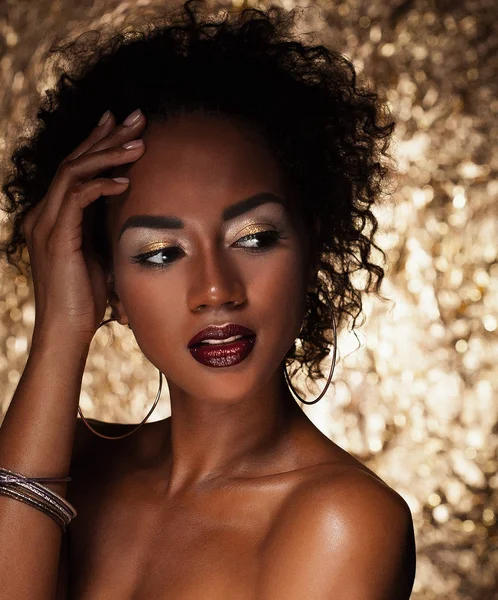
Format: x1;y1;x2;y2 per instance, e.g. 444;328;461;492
0;0;496;597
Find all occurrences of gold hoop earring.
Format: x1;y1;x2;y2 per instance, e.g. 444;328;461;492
77;317;163;440
284;309;337;405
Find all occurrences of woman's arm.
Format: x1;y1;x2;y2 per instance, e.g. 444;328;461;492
0;329;90;600
258;468;416;599
1;107;147;599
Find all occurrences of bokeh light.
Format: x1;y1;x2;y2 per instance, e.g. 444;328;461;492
1;1;497;597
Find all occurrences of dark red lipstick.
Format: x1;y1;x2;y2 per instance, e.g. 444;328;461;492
188;323;257;368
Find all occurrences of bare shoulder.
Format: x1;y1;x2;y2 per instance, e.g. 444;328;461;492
258;466;416;600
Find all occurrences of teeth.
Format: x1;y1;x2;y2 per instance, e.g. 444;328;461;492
200;335;243;345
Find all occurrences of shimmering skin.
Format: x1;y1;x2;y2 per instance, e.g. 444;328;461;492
0;1;497;598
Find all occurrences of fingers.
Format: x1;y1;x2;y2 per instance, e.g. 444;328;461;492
20;111;118;238
85;108;146;156
46;178;130;253
37;138;145;231
21;108;147;243
63;110;117;162
61;108;146;163
20;199;45;239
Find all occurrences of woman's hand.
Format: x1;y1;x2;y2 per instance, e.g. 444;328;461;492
21;109;147;347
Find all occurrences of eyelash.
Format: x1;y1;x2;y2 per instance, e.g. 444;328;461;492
130;230;285;270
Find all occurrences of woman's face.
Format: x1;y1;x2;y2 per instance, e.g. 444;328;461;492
107;112;313;403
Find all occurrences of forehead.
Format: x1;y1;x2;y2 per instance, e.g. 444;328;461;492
114;113;291;216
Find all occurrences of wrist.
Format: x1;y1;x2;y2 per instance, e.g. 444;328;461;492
30;323;92;361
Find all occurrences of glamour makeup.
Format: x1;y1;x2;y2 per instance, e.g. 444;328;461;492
188;323;257;368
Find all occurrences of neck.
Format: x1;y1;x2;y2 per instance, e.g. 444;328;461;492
161;361;303;496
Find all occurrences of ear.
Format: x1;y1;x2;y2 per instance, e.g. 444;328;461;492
106;273;130;327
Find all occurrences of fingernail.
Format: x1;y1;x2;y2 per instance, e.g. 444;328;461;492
113;177;130;184
122;139;144;150
123;109;142;126
98;110;111;126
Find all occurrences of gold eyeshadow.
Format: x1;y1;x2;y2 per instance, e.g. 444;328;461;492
238;224;274;237
138;241;172;254
136;224;276;254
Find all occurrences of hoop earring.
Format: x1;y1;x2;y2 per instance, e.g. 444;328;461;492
284;309;337;405
77;317;163;440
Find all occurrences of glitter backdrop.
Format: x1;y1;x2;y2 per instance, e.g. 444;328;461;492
0;1;497;598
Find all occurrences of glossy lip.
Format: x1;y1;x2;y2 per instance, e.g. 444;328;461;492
189;336;257;368
187;323;256;348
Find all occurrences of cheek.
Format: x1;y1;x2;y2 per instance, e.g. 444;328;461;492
257;253;306;314
112;267;184;365
116;267;181;327
250;244;309;354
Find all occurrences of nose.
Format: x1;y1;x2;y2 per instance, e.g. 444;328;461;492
187;245;247;313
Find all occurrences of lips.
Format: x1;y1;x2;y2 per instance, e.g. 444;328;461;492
189;336;256;368
187;323;256;348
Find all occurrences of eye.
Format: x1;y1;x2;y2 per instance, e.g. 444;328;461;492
130;230;284;270
234;230;284;252
130;246;183;270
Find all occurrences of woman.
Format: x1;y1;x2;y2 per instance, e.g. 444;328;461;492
0;1;416;598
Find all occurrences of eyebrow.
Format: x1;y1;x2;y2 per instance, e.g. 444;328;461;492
118;191;286;241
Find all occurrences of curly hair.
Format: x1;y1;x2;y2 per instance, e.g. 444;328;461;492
0;0;394;392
